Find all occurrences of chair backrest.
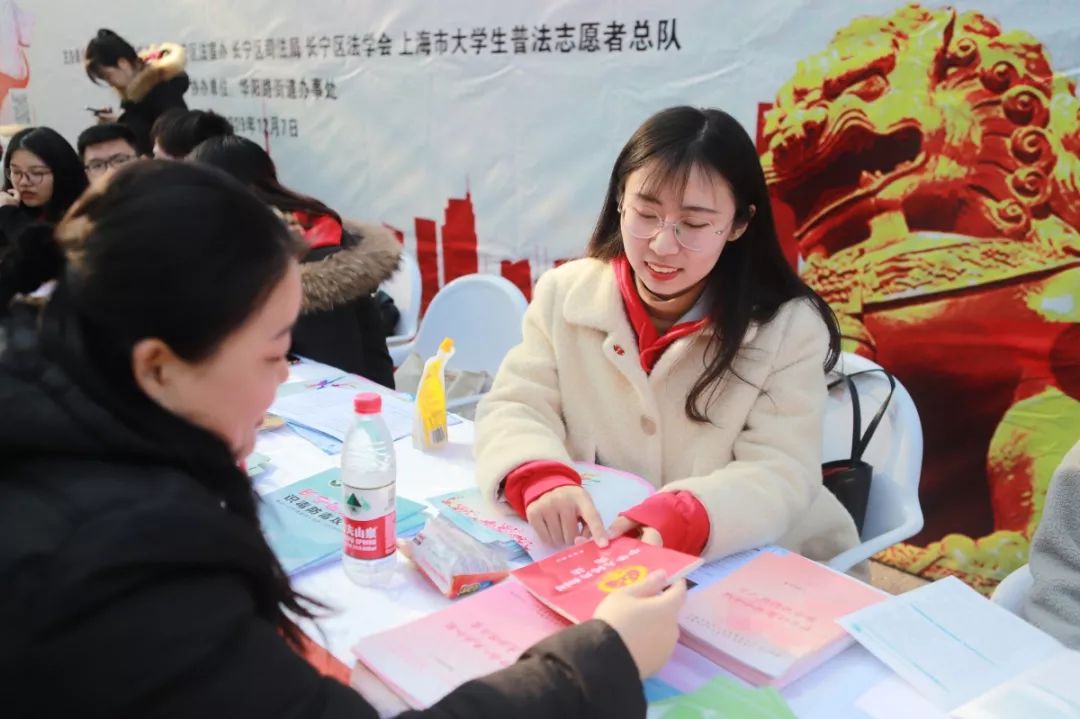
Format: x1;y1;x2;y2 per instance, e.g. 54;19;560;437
412;273;529;376
823;352;925;572
990;563;1033;616
381;251;422;340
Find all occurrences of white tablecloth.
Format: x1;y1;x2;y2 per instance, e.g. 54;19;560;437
255;418;901;718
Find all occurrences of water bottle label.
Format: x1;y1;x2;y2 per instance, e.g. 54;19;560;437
343;484;396;560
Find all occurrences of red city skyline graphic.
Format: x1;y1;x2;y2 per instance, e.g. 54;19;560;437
388;187;576;310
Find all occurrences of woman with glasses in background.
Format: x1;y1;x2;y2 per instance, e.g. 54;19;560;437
0;127;89;313
474;106;860;566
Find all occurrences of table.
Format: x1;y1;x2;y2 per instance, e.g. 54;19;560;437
255;391;905;718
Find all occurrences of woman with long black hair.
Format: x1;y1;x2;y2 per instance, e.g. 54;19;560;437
191;135;400;387
0;160;684;717
475;106;860;562
0;126;89;311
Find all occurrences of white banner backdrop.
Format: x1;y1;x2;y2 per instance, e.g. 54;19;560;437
4;0;1078;297
5;0;1080;586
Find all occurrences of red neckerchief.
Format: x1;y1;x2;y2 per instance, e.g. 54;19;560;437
613;255;709;374
294;211;343;249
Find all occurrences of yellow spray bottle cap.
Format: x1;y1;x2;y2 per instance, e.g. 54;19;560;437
439;337;455;353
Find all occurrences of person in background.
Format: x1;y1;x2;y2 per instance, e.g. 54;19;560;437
0;127;88;311
1025;439;1080;648
474;106;859;563
151;108;234;160
0;160;686;718
191;135;398;388
77;123;141;182
0;127;88;241
84;29;188;154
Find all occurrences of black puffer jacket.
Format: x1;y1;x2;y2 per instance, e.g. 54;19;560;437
292;221;400;388
0;306;646;717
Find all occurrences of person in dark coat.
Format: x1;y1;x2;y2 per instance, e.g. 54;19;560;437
0;160;685;718
84;29;189;155
150;107;234;159
0;127;88;312
191;134;398;387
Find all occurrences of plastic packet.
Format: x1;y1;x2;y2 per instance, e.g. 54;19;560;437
402;514;509;597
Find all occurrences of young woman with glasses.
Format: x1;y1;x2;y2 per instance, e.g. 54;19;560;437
1;127;88;235
0;127;89;311
474;106;860;565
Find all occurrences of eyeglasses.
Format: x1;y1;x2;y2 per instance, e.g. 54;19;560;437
5;166;52;185
619;202;730;253
85;154;136;176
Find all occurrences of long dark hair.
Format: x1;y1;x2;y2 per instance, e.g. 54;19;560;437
190;135;341;223
39;161;315;648
84;28;140;83
3;127;90;223
587;106;841;422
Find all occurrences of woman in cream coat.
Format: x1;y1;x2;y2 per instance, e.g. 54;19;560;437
474;106;859;563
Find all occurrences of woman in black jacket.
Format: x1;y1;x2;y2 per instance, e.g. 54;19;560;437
191;134;399;388
84;29;189;155
0;127;88;311
0;161;685;718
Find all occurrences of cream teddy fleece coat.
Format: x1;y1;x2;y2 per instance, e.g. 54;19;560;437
474;258;859;562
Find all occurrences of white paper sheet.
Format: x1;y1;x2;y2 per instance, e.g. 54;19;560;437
839;577;1063;710
271;377;426;442
952;650;1080;719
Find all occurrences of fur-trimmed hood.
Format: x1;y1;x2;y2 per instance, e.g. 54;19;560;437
122;42;187;103
300;220;401;314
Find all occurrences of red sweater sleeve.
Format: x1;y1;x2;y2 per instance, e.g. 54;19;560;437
620;491;710;556
502;461;581;519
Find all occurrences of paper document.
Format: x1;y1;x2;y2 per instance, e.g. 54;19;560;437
839;576;1063;710
952;650;1080;719
271;375;460;444
432;463;654;560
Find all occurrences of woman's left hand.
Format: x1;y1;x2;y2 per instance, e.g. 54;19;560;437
607;516;663;546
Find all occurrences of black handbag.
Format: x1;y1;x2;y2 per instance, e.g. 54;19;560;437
822;369;896;536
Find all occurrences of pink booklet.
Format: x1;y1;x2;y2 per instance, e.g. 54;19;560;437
678;551;886;687
352;579;566;708
512;536;703;623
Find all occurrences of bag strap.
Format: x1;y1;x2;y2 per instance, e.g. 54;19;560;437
828;368;897;462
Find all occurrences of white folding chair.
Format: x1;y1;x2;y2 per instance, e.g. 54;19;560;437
411;273;528;412
991;563;1033;616
381;251;422;366
824;353;925;573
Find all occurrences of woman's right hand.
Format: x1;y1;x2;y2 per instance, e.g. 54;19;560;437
594;570;687;678
0;189;20;207
525;485;608;548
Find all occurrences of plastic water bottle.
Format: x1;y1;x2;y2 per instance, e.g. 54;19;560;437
341;392;397;586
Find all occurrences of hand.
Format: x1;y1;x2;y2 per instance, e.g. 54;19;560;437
607;516;662;547
594;570;687;678
0;189;19;207
525;485;608;548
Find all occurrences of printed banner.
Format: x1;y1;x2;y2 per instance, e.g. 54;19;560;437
5;0;1079;590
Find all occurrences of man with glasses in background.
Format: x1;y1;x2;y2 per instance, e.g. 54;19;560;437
76;123;141;182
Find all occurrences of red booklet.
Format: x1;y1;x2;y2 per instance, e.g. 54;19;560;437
511;535;703;623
